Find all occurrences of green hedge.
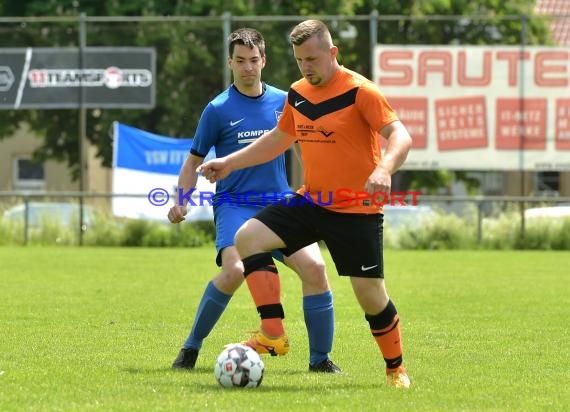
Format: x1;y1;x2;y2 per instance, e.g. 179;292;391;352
0;213;215;248
1;211;569;250
385;211;570;251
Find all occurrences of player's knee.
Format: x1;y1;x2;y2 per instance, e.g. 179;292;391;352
300;259;329;290
229;263;246;279
234;225;252;249
235;224;266;258
217;264;245;292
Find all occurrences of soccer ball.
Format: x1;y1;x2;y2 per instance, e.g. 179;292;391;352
214;344;264;388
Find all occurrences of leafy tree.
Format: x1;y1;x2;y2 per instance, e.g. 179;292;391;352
0;0;552;193
0;1;226;179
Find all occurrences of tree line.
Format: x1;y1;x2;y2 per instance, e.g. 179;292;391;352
0;0;550;192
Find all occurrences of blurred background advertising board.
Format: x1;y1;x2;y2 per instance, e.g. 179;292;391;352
0;47;155;109
112;122;215;222
374;45;570;171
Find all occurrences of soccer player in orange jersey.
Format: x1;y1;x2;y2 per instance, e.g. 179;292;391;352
199;20;412;388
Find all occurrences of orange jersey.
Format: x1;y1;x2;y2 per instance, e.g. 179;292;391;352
278;66;399;214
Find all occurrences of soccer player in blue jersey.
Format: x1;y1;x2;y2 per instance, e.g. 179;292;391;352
167;28;340;373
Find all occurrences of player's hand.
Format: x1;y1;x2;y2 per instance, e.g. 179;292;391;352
168;205;188;224
365;165;391;198
197;158;231;183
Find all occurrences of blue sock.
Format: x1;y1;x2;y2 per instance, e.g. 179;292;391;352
183;281;232;351
303;290;334;366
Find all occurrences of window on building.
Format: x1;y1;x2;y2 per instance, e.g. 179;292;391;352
12;157;45;190
466;171;504;195
535;171;560;195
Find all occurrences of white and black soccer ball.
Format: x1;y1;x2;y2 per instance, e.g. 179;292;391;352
214;344;264;388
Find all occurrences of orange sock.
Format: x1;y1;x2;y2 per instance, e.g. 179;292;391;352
243;253;284;337
366;300;404;370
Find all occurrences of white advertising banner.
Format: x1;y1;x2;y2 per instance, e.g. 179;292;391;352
112;122;215;221
374;45;570;171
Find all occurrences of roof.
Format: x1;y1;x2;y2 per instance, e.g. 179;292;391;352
535;0;570;46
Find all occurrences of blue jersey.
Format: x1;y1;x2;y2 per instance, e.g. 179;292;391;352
191;83;290;206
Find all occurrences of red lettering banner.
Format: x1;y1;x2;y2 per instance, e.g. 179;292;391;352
375;45;570;171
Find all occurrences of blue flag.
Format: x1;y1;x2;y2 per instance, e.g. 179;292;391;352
113;122;192;174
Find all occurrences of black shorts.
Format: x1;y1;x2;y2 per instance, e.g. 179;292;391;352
253;194;384;278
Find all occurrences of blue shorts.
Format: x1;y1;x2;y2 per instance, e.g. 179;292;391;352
213;202;283;266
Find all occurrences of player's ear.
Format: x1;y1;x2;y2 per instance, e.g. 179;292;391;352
330;46;339;60
261;55;266;69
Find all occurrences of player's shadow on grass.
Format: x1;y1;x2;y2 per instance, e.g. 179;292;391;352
122;366;380;391
190;380;378;392
122;366;214;374
122;366;325;376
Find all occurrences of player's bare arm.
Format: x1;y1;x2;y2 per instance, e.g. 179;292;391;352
168;153;203;223
198;127;295;183
365;120;412;196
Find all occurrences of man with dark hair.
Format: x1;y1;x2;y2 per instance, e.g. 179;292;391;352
169;27;339;374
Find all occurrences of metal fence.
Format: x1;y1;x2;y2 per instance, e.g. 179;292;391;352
1;14;569;246
1;191;569;246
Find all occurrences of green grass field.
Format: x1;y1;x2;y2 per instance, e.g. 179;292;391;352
1;247;568;411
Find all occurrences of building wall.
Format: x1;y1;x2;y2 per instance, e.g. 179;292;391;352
558;172;570;196
0;125;75;192
86;144;113;211
504;171;570;196
0;125;112;209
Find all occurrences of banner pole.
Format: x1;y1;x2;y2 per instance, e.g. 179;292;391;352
519;14;527;242
78;13;87;246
